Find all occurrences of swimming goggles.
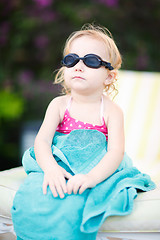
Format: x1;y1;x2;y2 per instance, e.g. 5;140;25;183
61;53;114;70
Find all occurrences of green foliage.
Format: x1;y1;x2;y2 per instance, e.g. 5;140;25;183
0;90;24;120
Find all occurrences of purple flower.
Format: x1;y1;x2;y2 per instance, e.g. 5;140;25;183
98;0;119;7
0;22;10;46
40;10;57;22
0;0;13;16
18;70;34;84
34;35;49;49
33;0;53;7
0;35;7;46
26;8;57;23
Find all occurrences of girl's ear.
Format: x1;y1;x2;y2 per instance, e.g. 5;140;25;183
104;70;117;86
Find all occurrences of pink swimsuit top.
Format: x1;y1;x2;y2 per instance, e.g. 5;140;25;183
56;96;108;141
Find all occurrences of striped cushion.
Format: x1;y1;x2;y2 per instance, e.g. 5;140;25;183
115;70;160;183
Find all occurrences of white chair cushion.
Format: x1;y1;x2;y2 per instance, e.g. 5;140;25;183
0;167;159;233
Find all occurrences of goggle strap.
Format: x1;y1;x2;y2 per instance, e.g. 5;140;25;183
102;62;114;70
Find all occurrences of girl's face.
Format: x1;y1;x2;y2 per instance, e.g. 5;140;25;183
64;36;112;96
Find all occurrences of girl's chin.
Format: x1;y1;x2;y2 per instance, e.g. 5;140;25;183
67;80;88;90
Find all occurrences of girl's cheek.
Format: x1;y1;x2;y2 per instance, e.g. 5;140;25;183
64;68;71;78
64;71;71;88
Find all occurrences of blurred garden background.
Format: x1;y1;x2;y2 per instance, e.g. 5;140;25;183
0;0;160;171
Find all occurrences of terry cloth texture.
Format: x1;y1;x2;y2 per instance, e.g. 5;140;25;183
11;130;155;240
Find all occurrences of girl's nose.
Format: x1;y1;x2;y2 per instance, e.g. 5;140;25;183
74;60;84;72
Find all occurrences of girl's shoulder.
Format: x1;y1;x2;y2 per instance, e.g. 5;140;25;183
103;95;124;121
48;95;70;108
48;95;71;120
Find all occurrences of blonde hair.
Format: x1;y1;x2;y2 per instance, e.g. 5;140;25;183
54;23;122;96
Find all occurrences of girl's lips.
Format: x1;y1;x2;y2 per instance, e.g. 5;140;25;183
72;76;85;80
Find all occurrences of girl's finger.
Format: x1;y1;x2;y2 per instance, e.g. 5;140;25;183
59;177;67;194
73;182;81;195
42;178;48;195
55;183;65;199
63;169;73;179
79;183;88;194
67;179;73;194
49;184;58;198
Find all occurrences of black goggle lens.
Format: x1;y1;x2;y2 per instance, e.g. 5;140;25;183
63;54;79;67
84;54;101;68
62;54;114;70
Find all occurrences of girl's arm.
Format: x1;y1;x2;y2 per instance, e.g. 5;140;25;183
86;104;125;182
34;97;72;198
67;103;125;194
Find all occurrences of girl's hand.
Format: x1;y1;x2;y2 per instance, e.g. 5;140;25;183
43;164;72;199
67;174;96;195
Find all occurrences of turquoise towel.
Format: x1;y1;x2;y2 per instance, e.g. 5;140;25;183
12;130;155;240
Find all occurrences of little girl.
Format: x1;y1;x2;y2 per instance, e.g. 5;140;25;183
12;24;155;240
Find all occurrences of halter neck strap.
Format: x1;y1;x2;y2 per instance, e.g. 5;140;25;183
100;95;104;124
66;96;72;110
66;95;104;124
